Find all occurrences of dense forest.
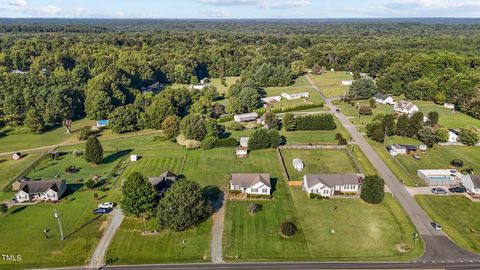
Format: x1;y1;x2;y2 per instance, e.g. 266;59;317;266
1;19;480;136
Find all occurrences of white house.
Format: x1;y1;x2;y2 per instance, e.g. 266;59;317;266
191;84;209;91
281;92;310;100
15;180;67;203
462;174;480;197
302;174;363;197
341;80;353;86
444;103;455;110
235;148;248;158
373;93;395;105
448;129;459;143
230;173;271;195
240;137;249;148
394;100;419;116
292;158;304;172
261;96;282;103
388;144;407;156
234;112;259;123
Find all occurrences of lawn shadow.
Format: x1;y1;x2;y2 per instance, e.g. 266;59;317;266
219;132;232;139
0;159;6;164
103;149;132;165
10;205;28;214
270;178;278;194
203;185;223;212
63;184;84;198
64;215;102;240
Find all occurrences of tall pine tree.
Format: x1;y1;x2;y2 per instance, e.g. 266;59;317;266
85;136;104;164
121;172;158;220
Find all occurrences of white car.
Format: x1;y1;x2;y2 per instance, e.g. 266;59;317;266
98;202;114;209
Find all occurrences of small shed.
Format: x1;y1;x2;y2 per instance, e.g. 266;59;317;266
96;120;109;128
12;152;22;160
130;155;139;162
240;137;249;148
292;158;304;172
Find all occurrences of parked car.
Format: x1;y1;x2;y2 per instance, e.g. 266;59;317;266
98;202;114;209
335;109;341;113
431;222;442;231
431;188;448;194
448;187;465;193
93;208;112;214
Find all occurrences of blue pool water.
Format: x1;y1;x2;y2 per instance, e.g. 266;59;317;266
429;176;452;181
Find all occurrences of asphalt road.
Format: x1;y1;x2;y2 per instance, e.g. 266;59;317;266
304;75;480;261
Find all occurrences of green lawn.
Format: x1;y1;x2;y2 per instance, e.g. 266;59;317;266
335;100;393;126
279;117;351;145
0;190;112;269
107;218;212;264
416;100;480;129
307;71;353;98
290;188;424;260
280;149;358;181
26;150;129;184
0;152;41;190
263;76;323;109
223;150;310;261
416;196;480;254
209;76;240;95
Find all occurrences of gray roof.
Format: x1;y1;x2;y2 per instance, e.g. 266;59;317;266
468;175;480;188
304;174;361;189
19;179;65;194
374;92;391;100
397;100;417;111
231;173;271;188
448;128;460;135
235;112;259;120
148;171;177;186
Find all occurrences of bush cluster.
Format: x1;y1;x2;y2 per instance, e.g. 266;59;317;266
280;222;298;238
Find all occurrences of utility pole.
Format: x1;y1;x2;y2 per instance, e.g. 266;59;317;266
54;209;64;241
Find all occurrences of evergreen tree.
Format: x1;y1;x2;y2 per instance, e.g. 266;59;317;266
157;180;212;231
426;111;439;126
407;112;424;137
360;175;385;204
121;172;158;220
263;112;279;130
85;136;104;164
283;113;296;131
24;108;45;134
395;114;409;136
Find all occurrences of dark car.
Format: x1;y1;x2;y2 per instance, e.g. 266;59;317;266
448;187;465;193
335;109;341;113
93;208;112;214
431;188;448;194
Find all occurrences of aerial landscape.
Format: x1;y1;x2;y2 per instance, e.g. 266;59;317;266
0;1;480;270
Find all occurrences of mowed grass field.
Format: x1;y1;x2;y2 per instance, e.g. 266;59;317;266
120;154;185;180
209;76;240;95
27;151;129;184
223;149;310;261
281;149;358;181
0;152;41;190
416;100;480;129
416;196;480;254
290;189;424;260
107;218;212;264
0;191;112;270
263;76;323;109
307;71;353;98
335;100;393;126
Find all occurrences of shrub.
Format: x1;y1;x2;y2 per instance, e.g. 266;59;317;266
228;121;245;131
201;136;218;150
248;203;262;214
79;126;94;140
248;129;283;150
335;133;347;145
359;105;373;115
294;114;336;130
84;178;96;189
451;159;464;167
280;222;297;238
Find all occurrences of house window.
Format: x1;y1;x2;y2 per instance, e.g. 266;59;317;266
262;189;268;194
324;190;328;195
251;188;258;193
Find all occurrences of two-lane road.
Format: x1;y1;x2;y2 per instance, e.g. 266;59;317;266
305;75;479;261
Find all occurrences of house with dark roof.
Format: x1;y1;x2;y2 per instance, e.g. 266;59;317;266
373;93;394;105
148;171;177;196
230;173;271;195
15;179;67;203
302;174;363;197
142;81;162;93
462;174;480;197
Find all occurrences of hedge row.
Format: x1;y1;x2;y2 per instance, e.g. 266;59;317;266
294;114;337;130
256;102;324;116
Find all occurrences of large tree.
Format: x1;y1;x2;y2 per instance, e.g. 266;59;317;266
283;113;296;131
145;97;176;129
84;136;104;164
459;127;479;146
109;104;143;134
349;79;377;100
263;112;279;130
162;115;181;140
248;129;283;150
121;172;158;220
360;175;385;204
157;180;212;231
180;114;207;141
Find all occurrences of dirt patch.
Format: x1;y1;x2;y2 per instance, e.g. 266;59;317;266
98;219;109;232
396;243;411;253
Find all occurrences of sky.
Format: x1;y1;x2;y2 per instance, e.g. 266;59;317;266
1;0;480;18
